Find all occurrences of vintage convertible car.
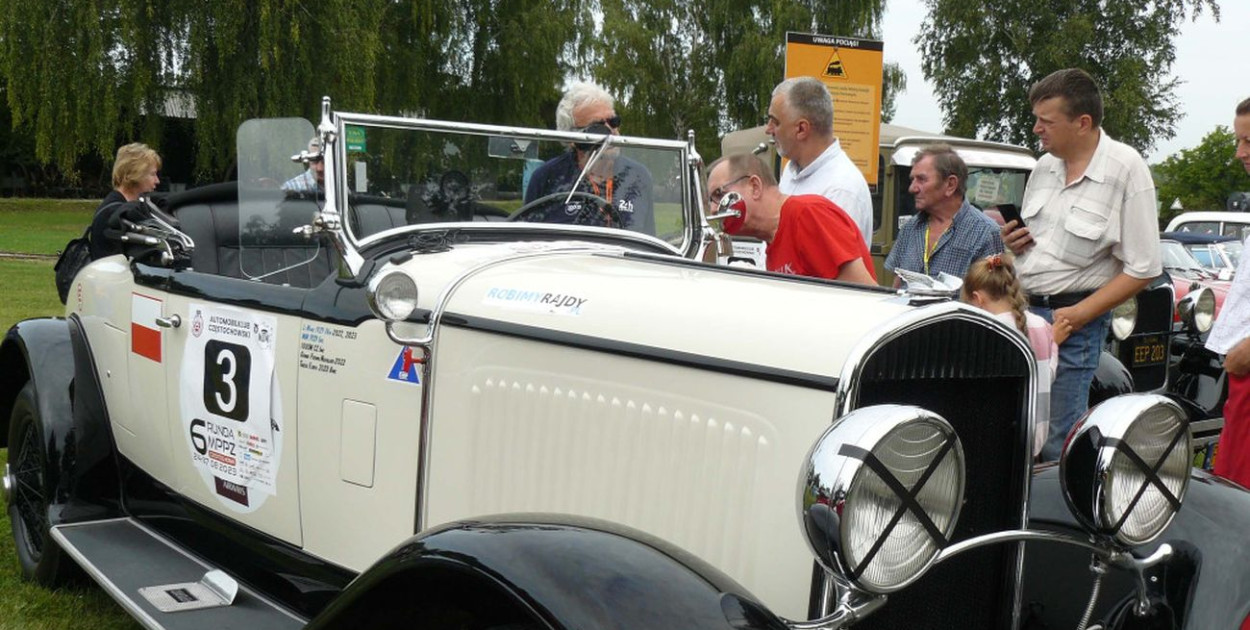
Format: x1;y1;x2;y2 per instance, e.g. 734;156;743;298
4;100;1250;629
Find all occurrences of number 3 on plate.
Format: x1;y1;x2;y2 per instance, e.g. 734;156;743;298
203;340;252;421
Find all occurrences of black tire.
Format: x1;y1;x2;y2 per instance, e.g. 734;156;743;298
7;381;76;586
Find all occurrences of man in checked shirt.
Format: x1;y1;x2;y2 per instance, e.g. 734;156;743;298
1001;68;1161;462
884;143;1004;285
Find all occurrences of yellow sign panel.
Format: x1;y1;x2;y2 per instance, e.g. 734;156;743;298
785;33;884;185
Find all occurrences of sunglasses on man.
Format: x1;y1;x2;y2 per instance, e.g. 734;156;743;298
578;115;622;131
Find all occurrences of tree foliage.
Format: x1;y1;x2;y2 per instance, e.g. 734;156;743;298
916;0;1219;154
1;0;891;182
1154;126;1250;223
0;0;591;181
591;0;896;161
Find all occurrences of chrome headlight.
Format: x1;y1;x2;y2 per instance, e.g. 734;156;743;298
1110;296;1138;341
1177;287;1215;334
367;269;419;322
1060;394;1191;547
799;406;965;594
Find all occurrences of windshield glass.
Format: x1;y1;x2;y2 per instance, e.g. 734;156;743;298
1160;240;1200;270
337;121;690;248
236;117;325;282
1186;245;1216;268
966;168;1029;212
1221;240;1243;267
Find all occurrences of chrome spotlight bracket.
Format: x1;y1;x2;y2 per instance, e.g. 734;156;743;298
934;529;1173;620
781;587;886;630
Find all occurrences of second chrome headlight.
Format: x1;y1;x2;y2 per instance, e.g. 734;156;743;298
1060;394;1191;547
1177;287;1215;334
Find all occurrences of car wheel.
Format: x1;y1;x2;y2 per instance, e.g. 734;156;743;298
7;381;75;585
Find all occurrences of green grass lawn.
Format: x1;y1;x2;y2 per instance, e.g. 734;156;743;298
0;248;137;627
0;259;63;332
0;199;96;256
0;450;141;630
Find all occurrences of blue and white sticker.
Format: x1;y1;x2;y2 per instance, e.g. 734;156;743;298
388;346;423;385
483;287;588;316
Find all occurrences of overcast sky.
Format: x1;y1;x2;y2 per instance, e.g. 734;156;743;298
881;0;1245;163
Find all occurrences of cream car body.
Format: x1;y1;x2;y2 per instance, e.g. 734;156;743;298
1;101;1218;630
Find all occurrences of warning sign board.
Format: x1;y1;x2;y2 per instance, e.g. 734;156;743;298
785;33;884;185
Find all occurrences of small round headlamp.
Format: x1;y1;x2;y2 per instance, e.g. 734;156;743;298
799;406;964;594
367;270;419;322
1060;394;1191;547
1110;296;1138;341
1177;287;1215;334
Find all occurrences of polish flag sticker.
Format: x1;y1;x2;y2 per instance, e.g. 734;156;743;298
131;293;163;363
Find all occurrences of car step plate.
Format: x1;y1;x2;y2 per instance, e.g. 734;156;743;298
138;569;237;613
51;518;305;630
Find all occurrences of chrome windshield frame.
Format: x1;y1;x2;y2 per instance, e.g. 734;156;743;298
326;109;699;262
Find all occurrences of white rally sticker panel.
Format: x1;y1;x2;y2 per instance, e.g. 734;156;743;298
182;304;282;512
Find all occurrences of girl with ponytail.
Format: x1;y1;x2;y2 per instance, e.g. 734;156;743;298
963;253;1070;457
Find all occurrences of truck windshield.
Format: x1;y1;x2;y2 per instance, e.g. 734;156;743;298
965;168;1029;212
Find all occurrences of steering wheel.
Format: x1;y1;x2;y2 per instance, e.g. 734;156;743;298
508;191;623;228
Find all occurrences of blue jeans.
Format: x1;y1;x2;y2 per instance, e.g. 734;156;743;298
1033;307;1111;462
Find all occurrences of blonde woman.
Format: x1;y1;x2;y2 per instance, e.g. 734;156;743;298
89;143;162;259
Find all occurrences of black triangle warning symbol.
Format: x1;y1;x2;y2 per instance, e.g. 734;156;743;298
823;50;847;79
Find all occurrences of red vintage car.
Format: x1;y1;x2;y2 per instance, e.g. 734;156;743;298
1162;237;1229;320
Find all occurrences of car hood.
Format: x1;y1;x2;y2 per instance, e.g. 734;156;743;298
387;241;920;379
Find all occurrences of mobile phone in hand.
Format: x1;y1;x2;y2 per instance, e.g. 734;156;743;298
998;203;1025;229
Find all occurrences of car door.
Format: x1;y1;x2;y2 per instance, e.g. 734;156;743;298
84;270;178;485
159;277;304;545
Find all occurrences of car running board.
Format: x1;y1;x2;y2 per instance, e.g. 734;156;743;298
51;518;306;630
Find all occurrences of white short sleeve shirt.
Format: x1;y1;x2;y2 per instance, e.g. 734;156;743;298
779;139;873;247
1016;131;1161;295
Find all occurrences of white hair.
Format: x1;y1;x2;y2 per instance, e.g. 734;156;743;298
772;77;834;137
555;83;615;131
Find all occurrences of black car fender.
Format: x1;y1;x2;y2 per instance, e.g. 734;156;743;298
1025;465;1250;629
1;318;75;451
0;316;122;522
306;514;787;630
1089;350;1135;408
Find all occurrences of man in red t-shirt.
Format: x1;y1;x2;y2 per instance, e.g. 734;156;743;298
705;154;876;284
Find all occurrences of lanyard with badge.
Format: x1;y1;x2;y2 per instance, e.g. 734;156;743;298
923;223;936;274
590;178;614;204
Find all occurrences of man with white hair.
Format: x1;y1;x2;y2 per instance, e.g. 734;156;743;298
523;83;654;233
766;77;872;247
281;136;324;194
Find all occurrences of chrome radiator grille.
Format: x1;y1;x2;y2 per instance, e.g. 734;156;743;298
845;316;1032;629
